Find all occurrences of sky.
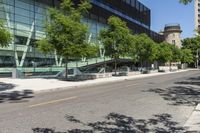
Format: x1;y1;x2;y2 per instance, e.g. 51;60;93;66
139;0;194;39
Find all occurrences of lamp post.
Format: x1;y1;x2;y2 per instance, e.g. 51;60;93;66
196;49;199;69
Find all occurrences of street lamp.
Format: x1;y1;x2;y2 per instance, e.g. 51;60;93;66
196;49;199;69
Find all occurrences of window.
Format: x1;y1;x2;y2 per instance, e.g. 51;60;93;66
131;0;136;7
172;40;176;45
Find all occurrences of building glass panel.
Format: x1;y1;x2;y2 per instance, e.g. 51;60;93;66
0;0;164;67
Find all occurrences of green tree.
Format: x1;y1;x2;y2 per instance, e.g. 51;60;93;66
180;48;193;63
0;20;12;47
166;44;182;71
83;43;99;59
170;45;182;62
36;0;94;79
133;34;157;68
179;0;192;4
157;42;173;64
128;34;138;63
157;43;182;70
99;16;132;75
37;39;54;55
182;37;200;64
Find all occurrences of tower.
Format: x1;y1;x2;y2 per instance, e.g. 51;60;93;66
162;24;182;48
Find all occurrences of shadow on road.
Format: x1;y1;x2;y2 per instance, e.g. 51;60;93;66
0;82;15;91
145;74;200;106
146;86;200;106
32;113;198;133
0;90;34;103
175;74;200;86
175;81;200;86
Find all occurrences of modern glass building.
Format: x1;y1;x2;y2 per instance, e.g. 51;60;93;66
0;0;164;68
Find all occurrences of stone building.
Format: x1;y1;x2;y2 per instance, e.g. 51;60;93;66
161;24;182;48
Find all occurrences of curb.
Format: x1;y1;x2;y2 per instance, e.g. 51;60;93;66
184;103;200;131
34;69;190;94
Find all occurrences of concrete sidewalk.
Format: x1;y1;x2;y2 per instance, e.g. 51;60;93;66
184;104;200;131
0;69;190;93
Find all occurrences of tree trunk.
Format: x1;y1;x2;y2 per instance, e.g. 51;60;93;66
145;61;147;70
65;57;68;79
169;61;172;72
104;57;106;70
114;58;117;76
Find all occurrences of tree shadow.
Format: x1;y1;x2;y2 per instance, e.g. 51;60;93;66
32;113;199;133
175;75;200;86
0;90;34;103
175;81;200;86
0;82;16;91
188;76;200;81
146;86;200;106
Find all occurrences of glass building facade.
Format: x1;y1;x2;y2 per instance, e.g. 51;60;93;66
0;0;53;67
0;0;164;68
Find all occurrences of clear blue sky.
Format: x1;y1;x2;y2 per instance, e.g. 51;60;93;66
139;0;194;39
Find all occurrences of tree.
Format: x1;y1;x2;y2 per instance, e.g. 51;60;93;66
37;39;54;55
165;44;182;71
157;42;173;64
156;43;183;70
180;48;193;63
133;34;157;68
0;20;12;47
83;43;99;59
99;16;132;75
36;0;94;79
179;0;192;4
128;34;137;63
182;37;200;65
170;45;182;62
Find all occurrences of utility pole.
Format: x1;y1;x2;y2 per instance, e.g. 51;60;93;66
196;49;199;69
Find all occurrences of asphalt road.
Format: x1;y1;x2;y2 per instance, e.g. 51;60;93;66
0;70;200;133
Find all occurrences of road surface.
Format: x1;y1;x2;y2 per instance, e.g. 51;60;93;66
0;70;200;133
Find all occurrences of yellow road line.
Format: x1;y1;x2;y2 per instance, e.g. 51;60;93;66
29;96;77;108
125;84;138;87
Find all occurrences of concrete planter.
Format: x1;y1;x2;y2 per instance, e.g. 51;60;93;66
118;71;141;76
142;70;150;74
149;70;158;73
75;73;113;80
159;66;178;72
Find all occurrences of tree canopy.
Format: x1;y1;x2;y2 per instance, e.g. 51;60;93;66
133;34;157;64
170;45;182;62
37;0;95;78
182;37;200;63
99;16;133;74
180;48;193;63
157;42;173;63
179;0;192;4
99;16;132;59
0;20;12;47
37;0;92;58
